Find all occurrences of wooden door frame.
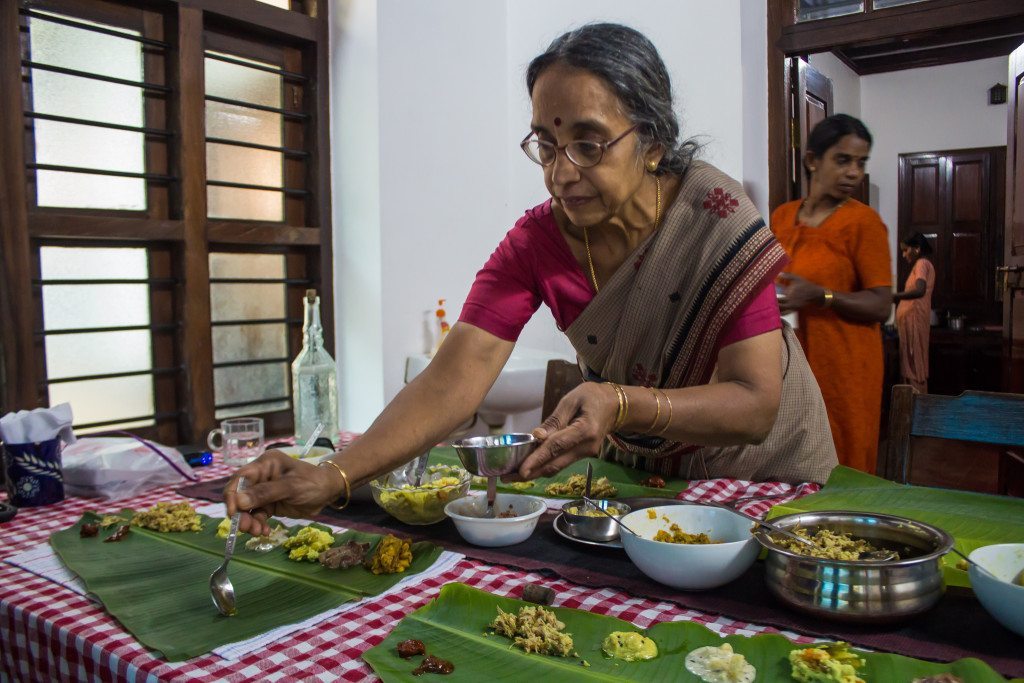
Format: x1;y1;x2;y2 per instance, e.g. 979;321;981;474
767;0;1024;213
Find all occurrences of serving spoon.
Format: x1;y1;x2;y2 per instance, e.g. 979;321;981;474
581;495;640;537
210;476;247;616
703;502;818;552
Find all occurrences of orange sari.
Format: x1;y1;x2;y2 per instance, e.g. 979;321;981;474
895;258;935;393
770;199;893;474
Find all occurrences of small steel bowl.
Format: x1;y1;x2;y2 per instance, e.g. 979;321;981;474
450;433;538;477
560;499;631;542
754;510;954;623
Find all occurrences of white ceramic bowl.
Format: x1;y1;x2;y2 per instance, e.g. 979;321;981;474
620;504;759;590
969;543;1024;638
444;493;546;547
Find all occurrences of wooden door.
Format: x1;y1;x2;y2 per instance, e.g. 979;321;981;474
787;58;834;201
1006;42;1024;392
898;147;1005;326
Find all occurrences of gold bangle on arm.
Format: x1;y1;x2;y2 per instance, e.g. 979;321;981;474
646;386;662;433
609;382;628;431
821;289;834;308
319;460;351;511
653;388;673;436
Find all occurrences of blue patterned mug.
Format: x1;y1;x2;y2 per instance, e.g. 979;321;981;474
3;438;65;507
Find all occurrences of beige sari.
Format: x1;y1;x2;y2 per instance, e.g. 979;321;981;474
565;162;837;484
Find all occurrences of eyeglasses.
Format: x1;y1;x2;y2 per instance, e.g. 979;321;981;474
520;125;638;168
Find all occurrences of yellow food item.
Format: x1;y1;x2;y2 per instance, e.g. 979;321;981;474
601;631;658;661
491;605;575;657
99;515;126;528
647;509;658;519
377;465;467;522
544;474;617;498
130;502;202;532
685;643;756;683
954;558;970;572
565;506;621;517
773;528;892;561
282;526;335;562
216;517;234;539
789;642;865;683
366;534;413;574
653;522;716;545
508;481;535;490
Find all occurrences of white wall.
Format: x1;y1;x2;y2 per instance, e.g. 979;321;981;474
330;1;768;429
860;57;1007;267
808;52;861;119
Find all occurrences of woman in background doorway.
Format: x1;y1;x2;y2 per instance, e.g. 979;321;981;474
893;232;935;393
771;114;893;475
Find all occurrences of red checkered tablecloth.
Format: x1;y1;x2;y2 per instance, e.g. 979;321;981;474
1;462;819;682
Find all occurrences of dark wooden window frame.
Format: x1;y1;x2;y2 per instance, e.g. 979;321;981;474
0;0;333;444
767;0;1024;212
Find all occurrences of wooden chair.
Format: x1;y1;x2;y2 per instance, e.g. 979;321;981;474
879;385;1024;495
541;359;583;422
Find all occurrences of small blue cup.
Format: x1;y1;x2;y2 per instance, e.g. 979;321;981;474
3;438;65;507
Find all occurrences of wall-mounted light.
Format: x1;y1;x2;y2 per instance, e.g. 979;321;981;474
989;83;1007;105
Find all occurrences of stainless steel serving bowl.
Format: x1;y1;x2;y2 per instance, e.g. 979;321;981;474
450;433;538;477
560;499;631;542
754;510;954;623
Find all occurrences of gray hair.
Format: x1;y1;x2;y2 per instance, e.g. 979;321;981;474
526;23;699;176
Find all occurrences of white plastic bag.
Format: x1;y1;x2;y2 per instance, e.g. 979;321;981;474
61;435;198;499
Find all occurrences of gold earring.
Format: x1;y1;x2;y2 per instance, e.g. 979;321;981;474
646;160;658;172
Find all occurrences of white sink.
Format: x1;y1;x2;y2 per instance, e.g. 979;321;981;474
405;347;574;428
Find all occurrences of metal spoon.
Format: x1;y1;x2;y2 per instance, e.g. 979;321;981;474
210;476;246;616
706;502;818;551
583;462;594;508
581;495;640;536
948;546;1003;582
484;476;497;519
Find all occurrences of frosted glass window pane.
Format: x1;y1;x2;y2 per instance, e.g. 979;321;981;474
49;375;154;426
32;72;144;127
205;54;281;108
35;120;145;173
797;0;863;21
255;0;292;9
206;100;282;146
207;186;283;221
43;284;149;330
30;13;146;210
46;330;151;379
210;283;284;321
214;362;289;406
41;246;148;280
30;12;142;81
213;324;288;363
36;171;145;211
217;400;289;420
207;143;282;187
209;252;285;279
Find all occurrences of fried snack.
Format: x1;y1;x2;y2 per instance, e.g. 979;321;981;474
366;534;413;574
490;605;575;657
130;502;202;532
653;522;716;545
544;474;617;498
282;526;335;562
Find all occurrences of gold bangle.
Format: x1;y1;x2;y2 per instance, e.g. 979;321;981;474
653;388;673;436
609;382;629;431
646;386;662;433
319;460;351;511
617;384;630;431
821;289;834;308
607;382;624;431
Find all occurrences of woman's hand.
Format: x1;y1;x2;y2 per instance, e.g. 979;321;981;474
508;382;618;481
778;273;824;313
223;450;340;536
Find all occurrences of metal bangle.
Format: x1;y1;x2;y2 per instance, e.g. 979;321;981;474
653;388;673;436
319;460;351;511
646;386;662;434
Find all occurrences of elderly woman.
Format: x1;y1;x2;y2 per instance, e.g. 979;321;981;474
227;24;836;533
770;114;893;475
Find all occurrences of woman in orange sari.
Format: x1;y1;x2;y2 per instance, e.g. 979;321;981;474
893;232;935;393
771;115;893;474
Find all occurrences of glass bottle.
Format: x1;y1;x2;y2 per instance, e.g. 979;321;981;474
291;289;338;442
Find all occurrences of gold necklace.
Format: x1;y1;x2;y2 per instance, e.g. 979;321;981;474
583;175;661;293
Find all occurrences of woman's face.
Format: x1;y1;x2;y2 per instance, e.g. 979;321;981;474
900;244;920;263
528;63;657;228
807;133;870;201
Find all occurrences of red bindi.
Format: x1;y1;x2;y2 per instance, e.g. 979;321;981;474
553;117;562;127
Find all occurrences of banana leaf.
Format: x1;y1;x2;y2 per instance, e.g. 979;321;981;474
363;582;1018;682
50;510;442;661
430;447;687;499
768;466;1024;587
